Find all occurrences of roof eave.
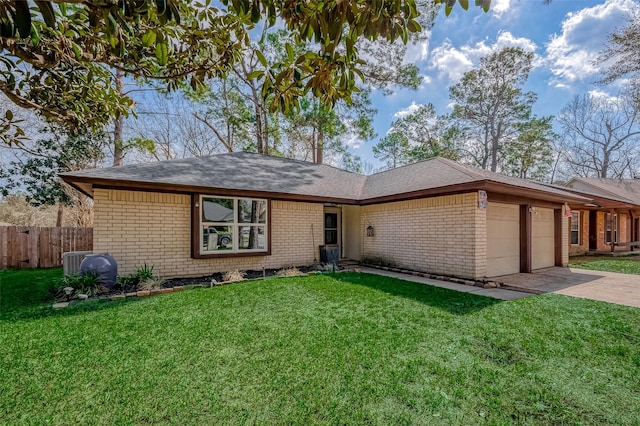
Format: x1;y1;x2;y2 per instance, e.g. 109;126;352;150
61;175;360;205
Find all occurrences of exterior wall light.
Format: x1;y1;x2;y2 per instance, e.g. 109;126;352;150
366;225;375;237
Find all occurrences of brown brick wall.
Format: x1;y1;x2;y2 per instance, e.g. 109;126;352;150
93;189;323;278
569;210;589;256
360;193;486;279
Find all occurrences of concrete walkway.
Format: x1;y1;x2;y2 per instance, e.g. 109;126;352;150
497;267;640;308
361;267;531;301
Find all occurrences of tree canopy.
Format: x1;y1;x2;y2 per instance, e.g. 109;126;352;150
0;0;494;146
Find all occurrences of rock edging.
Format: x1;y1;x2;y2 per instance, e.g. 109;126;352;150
361;263;501;289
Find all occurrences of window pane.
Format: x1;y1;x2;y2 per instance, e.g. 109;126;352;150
571;212;579;245
238;199;267;223
325;213;337;228
202;198;234;222
203;225;233;251
238;226;265;250
571;231;579;245
571;212;579;231
325;230;338;245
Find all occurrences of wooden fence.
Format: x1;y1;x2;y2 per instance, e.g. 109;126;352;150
0;226;93;269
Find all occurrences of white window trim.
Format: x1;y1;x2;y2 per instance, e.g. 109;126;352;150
571;211;580;246
199;195;268;255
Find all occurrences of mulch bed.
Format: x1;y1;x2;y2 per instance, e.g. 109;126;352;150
162;265;318;287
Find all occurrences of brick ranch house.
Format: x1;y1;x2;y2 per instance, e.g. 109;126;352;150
561;177;640;255
61;152;591;280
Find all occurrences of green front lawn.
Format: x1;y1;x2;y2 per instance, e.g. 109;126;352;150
569;256;640;275
1;269;639;424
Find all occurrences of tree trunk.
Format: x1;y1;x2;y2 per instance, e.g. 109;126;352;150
56;204;63;227
262;108;269;155
113;68;125;166
601;151;610;178
311;127;316;163
248;201;258;249
255;102;264;154
316;126;324;164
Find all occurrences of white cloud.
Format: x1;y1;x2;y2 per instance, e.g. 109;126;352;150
404;40;430;64
393;101;424;118
494;31;537;53
491;0;512;18
429;39;474;81
587;89;619;103
429;32;537;82
545;0;639;87
419;75;432;89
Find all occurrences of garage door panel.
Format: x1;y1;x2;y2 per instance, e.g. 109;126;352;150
487;203;520;277
532;208;555;270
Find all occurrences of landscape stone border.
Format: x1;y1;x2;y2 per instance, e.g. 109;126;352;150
360;263;501;289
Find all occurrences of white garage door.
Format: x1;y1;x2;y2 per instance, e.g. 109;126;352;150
487;203;520;277
532;207;555;270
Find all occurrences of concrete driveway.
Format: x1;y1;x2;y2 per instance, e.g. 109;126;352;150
496;267;640;308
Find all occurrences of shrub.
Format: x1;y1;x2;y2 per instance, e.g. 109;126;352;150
135;263;155;282
223;270;246;282
115;263;157;290
276;267;303;277
53;272;104;300
138;278;164;291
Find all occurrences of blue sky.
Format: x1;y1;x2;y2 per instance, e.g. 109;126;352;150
357;0;639;168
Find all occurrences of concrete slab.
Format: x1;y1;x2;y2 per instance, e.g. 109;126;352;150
361;267;531;301
497;267;640;308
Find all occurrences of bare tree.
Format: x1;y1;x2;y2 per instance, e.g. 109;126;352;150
128;92;222;161
557;91;640;178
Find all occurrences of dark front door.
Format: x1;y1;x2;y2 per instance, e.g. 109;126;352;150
324;213;338;245
589;211;598;250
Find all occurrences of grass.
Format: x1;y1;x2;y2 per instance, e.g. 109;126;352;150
1;269;639;424
569;255;640;275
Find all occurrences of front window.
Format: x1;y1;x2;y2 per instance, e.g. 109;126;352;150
571;211;580;245
199;196;268;255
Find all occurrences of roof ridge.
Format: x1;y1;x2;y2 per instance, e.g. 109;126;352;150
434;157;486;180
365;156;441;177
237;151;368;177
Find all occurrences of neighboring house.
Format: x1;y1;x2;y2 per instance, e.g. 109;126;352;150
61;153;590;280
562;178;640;255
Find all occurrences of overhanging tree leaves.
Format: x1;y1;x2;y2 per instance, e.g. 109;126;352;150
0;0;420;144
0;0;496;146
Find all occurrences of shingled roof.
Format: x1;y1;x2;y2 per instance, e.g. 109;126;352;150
566;177;640;205
61;152;589;204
